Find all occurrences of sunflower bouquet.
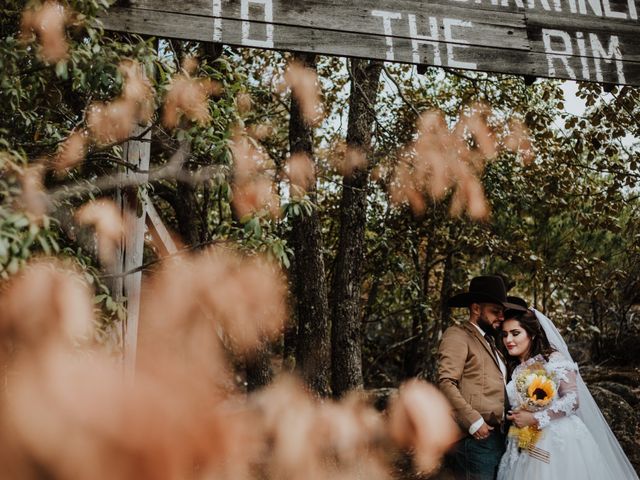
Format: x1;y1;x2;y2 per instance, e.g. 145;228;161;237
509;361;557;459
515;364;557;412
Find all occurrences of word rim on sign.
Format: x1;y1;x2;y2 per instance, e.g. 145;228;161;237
103;0;640;86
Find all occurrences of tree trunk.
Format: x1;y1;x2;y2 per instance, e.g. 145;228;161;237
173;181;202;245
288;52;332;397
542;275;549;313
330;58;382;398
245;343;273;392
403;238;434;379
440;250;455;328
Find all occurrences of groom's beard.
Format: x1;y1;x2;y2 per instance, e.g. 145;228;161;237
477;313;498;336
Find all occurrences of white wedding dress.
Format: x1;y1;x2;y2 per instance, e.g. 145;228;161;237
497;352;616;480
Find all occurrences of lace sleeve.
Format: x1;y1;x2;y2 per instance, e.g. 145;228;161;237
534;354;579;429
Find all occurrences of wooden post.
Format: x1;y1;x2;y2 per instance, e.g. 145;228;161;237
114;125;151;382
142;191;178;256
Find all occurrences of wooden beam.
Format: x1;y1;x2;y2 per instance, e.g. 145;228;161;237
117;125;151;383
142;191;179;256
100;0;640;86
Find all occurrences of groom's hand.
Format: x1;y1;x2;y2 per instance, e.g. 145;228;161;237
473;423;494;440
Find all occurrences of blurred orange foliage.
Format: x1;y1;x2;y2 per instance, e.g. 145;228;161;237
163;75;220;130
53;130;88;172
284;61;325;127
20;1;69;64
0;248;458;480
388;103;533;219
286;152;316;196
230;130;280;218
76;199;124;266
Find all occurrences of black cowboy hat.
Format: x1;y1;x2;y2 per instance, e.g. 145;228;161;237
447;276;528;312
504;296;529;319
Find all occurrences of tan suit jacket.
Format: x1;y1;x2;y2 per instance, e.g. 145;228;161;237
437;322;505;434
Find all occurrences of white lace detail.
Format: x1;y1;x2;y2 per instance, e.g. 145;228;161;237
552;391;578;414
546;352;578;383
534;410;551;429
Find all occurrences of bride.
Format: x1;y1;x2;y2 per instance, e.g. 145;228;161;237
496;301;638;480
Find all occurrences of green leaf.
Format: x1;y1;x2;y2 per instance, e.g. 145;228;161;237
49;236;60;253
243;217;257;234
12;216;29;229
253;219;262;238
55;61;69;80
105;297;116;311
37;235;51;255
94;294;107;304
7;257;20;275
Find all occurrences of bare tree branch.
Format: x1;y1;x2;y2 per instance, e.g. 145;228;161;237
47;142;225;204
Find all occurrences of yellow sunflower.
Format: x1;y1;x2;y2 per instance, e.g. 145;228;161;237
526;374;556;406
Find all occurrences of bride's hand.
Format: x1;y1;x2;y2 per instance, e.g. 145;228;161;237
507;409;538;428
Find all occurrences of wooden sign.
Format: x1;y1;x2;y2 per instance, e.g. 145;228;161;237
103;0;640;86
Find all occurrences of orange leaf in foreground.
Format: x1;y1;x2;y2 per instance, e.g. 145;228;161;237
388;106;506;220
0;260;94;347
449;170;490;221
54;130;87;172
76;199;124;266
200;249;288;351
18;166;47;222
236;92;253;114
181;55;199;75
119;60;155;124
414;111;454;200
456;102;497;160
252;376;390;480
388;380;459;474
331;142;368;177
162;75;218;129
285;61;324;126
232;176;280;218
230;131;280;218
286;152;316;195
504;118;535;165
142;246;287;355
87;99;137;145
20;1;69;63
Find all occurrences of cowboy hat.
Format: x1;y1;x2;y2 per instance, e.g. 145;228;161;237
504;295;529;319
447;276;528;311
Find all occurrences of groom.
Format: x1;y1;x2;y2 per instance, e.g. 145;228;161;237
438;275;526;480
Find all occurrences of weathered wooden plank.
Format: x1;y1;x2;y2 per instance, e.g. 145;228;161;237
121;125;151;383
126;0;530;50
113;0;640;63
101;7;640;85
141;190;178;257
127;0;639;25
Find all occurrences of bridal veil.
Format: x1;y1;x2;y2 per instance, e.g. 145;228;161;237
532;308;639;479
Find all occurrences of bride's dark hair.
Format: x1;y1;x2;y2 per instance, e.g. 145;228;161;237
501;310;556;378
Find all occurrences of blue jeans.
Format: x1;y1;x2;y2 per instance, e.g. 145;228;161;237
449;431;505;480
